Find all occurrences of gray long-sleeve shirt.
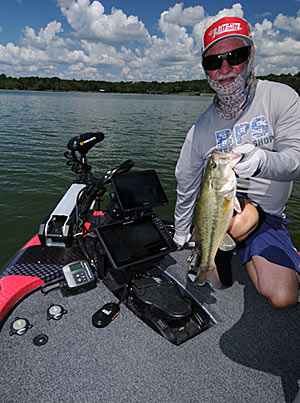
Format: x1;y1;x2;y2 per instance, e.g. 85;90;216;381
174;80;300;238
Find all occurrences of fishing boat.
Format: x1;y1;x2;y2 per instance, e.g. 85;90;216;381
1;132;299;403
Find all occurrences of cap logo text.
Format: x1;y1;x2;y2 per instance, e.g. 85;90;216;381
209;23;242;39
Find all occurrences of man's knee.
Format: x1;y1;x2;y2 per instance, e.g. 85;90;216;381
229;199;259;242
267;291;298;309
258;278;299;308
248;256;299;309
257;271;298;309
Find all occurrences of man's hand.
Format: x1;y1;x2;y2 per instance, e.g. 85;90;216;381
233;143;266;178
173;232;191;250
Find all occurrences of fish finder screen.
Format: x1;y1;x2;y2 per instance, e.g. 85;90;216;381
111;170;168;212
96;215;172;270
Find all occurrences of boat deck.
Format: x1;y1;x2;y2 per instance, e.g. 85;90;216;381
1;247;300;403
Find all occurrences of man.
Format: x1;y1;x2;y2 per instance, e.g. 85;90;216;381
174;16;300;308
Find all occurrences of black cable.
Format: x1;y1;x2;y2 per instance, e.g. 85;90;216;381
117;282;130;306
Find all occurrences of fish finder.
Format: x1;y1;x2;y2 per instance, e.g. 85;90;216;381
95;213;176;271
111;170;168;213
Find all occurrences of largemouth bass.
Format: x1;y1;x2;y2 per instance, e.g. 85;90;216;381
191;150;241;288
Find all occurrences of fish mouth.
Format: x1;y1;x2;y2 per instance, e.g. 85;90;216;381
212;150;241;165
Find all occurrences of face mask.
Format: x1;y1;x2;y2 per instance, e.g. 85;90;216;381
206;45;257;120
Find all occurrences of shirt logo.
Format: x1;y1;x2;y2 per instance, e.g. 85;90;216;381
215;115;273;152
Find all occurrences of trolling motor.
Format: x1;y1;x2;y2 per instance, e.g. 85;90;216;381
68;132;104;154
64;132;104;184
39;132;104;247
39;132;134;248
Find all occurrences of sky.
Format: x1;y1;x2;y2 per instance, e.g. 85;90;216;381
0;0;300;82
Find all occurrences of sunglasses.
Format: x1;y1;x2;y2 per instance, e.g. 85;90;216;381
202;46;251;71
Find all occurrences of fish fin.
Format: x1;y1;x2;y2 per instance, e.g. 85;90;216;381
194;267;223;289
234;197;241;213
219;232;236;251
224;191;233;200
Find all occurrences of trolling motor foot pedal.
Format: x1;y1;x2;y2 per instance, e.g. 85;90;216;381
127;273;211;345
131;274;192;319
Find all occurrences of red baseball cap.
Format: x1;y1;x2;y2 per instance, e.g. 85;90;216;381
202;16;253;54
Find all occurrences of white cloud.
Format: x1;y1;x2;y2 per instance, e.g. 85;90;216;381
160;3;205;27
149;24;195;64
58;0;150;45
80;40;125;67
273;13;300;40
255;11;272;18
252;16;300;75
21;21;65;50
0;1;299;81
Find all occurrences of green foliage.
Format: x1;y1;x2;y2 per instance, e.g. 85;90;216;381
257;73;300;94
0;73;212;94
0;72;299;94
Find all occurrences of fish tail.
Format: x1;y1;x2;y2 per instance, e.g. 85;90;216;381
194;266;223;289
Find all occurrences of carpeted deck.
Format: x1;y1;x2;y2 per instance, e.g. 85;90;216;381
1;248;300;403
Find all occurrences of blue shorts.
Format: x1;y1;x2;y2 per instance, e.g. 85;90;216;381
235;207;300;274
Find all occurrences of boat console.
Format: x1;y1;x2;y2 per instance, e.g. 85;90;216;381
0;132;213;345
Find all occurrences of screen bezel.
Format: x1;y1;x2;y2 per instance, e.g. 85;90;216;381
95;214;174;270
111;170;168;213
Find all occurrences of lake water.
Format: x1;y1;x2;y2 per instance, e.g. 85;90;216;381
1;90;300;269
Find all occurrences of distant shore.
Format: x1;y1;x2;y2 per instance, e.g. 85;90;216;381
0;72;299;95
0;87;215;96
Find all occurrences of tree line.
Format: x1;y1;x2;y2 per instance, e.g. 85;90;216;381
0;72;299;95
